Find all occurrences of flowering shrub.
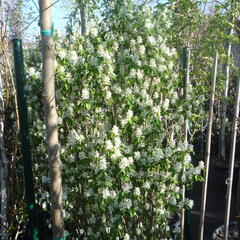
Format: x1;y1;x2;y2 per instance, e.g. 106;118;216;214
25;1;204;239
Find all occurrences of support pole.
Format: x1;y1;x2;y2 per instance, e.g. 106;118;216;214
38;0;65;239
199;52;218;240
180;47;190;240
12;38;39;240
224;76;240;240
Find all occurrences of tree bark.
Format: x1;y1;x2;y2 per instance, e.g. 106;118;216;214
0;60;8;240
219;26;233;162
79;0;86;35
0;0;8;238
38;0;64;238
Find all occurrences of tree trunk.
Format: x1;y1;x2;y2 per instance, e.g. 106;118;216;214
219;26;233;162
0;0;8;238
39;0;64;238
80;0;86;35
0;61;8;240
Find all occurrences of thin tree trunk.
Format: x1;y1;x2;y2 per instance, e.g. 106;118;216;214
80;0;86;35
219;26;234;162
39;0;64;238
0;63;8;240
0;0;8;238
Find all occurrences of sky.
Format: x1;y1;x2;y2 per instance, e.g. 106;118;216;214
23;0;71;41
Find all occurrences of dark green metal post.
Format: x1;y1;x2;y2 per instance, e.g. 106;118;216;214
182;47;191;240
12;38;39;240
184;208;191;240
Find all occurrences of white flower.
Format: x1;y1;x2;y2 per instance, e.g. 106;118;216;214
174;162;182;172
41;175;48;183
99;157;107;170
137;36;143;44
134;187;141;196
102;188;111;199
114;137;121;148
28;67;36;76
136;70;144;80
106;140;114;150
120;198;132;210
163;98;170;109
112;149;122;159
124;233;130;240
126;110;133;119
184;154;191;164
98;45;111;60
185;199;194;209
90;27;98;37
139;45;145;55
144;19;153;29
85;188;94;197
125;88;132;96
123;183;133;192
130;39;136;47
106;91;112;100
129;68;136;78
143;181;151;189
149;58;156;68
112;125;119;135
42;202;46;209
198;161;204;169
147;36;156;45
134;151;141;160
59;50;66;59
102;75;111;85
119;157;133;169
70;50;78;63
113;41;119;50
82;88;89;99
160;184;166;193
111;190;117;198
170;197;177;205
136;127;143;138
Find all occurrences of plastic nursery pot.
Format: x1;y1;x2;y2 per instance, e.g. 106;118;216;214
212;221;239;240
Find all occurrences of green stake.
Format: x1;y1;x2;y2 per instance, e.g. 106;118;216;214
12;38;39;240
180;47;191;240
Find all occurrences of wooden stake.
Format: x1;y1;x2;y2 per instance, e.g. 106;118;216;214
199;52;218;240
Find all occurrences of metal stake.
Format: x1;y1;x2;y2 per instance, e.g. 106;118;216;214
180;47;190;240
12;38;39;240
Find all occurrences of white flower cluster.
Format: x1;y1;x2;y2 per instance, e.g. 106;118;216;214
25;2;205;239
119;156;134;169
